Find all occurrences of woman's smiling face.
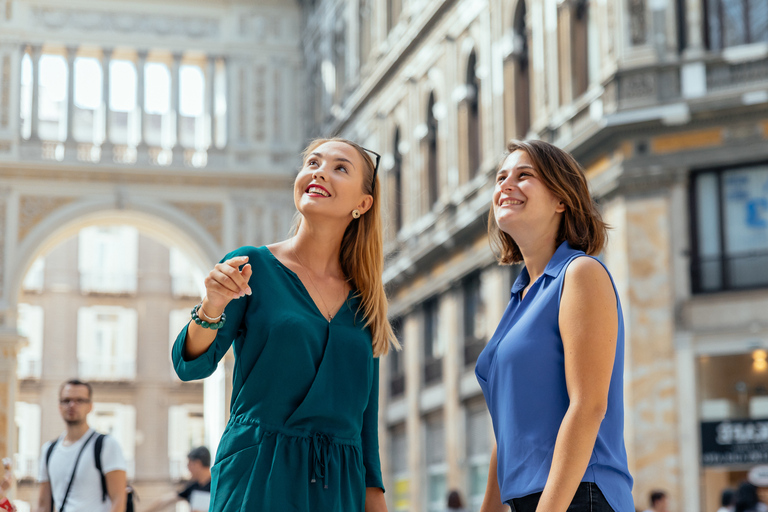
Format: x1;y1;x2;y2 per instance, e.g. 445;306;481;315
493;149;564;237
294;140;372;222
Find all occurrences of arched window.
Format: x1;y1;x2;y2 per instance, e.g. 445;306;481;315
426;92;439;209
504;1;531;140
392;126;403;233
466;51;481;179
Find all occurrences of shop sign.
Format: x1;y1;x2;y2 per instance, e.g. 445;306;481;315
701;418;768;466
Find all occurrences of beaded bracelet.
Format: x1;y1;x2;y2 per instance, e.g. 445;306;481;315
191;303;226;329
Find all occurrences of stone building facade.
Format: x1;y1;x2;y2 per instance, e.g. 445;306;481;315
300;0;768;511
0;0;301;509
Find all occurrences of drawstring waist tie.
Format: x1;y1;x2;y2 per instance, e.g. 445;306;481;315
228;415;360;490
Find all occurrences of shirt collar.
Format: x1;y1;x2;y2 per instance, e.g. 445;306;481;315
510;241;578;294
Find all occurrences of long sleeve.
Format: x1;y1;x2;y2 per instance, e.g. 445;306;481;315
172;249;250;381
361;357;384;491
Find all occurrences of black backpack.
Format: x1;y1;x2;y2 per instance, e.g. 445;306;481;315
45;433;136;512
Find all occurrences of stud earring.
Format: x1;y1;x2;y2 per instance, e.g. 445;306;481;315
352;210;361;219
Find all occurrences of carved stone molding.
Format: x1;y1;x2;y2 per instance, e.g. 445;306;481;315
170;202;223;245
30;7;220;39
18;196;74;242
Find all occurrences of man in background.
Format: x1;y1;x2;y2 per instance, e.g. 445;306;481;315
143;446;211;512
36;379;127;512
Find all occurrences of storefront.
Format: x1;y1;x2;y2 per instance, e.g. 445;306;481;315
698;352;768;511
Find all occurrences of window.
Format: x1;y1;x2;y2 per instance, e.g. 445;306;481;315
79;226;138;294
38;54;66;142
504;1;531;140
466;404;492;511
73;57;103;144
359;0;372;68
17;304;43;379
14;402;41;479
333;21;347;104
168;404;205;480
389;424;409;512
706;0;768;51
571;0;590;98
88;402;136;478
78;306;137;380
463;272;487;366
425;414;447;512
391;126;403;233
691;164;768;293
423;297;443;385
170;247;205;298
426;92;439;209
465;51;481;180
390;317;405;397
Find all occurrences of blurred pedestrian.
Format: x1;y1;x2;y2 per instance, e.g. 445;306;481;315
0;458;17;512
718;488;736;512
475;140;633;512
447;489;468;512
143;447;211;512
36;379;127;512
172;138;398;511
735;482;767;512
643;490;668;512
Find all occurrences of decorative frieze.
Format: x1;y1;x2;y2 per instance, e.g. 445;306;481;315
30;7;219;38
18;196;74;241
170;202;223;245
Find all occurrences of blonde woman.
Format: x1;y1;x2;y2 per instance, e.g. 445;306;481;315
172;139;397;512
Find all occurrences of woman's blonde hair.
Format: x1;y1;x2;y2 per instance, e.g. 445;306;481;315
296;138;400;357
488;139;608;264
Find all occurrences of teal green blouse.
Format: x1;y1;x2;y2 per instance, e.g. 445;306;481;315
172;246;383;511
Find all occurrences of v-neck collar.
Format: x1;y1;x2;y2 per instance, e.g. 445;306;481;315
262;246;356;323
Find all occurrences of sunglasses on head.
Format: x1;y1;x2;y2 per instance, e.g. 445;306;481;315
360;147;381;191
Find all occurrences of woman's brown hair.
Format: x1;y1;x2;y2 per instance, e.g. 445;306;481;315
488;139;608;264
296;138;400;357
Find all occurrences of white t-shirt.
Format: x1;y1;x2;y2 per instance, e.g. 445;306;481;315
38;429;127;512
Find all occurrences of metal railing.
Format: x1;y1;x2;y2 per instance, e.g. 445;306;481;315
692;250;768;293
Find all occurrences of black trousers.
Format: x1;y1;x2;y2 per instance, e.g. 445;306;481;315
506;482;615;512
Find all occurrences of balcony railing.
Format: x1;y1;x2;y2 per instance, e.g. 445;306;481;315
692;250;768;293
17;358;42;379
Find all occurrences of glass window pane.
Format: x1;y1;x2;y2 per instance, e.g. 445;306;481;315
722;0;747;47
74;57;102;110
696;173;723;291
749;0;768;43
110;60;137;112
146;63;171;114
180;65;204;117
723;167;768;288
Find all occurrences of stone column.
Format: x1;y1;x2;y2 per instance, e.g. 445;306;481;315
206;56;216;150
135;50;148;164
64;46;77;161
603;193;683;510
404;314;423;511
29;45;41;141
684;0;705;55
101;48;113;162
0;327;22;467
443;288;463;490
171;52;183;166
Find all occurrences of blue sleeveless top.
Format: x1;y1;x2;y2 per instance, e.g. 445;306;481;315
475;242;633;512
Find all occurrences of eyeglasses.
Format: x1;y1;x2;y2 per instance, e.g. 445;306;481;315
59;398;90;406
360;147;380;191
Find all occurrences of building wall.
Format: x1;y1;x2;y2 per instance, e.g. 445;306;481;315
302;0;768;510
